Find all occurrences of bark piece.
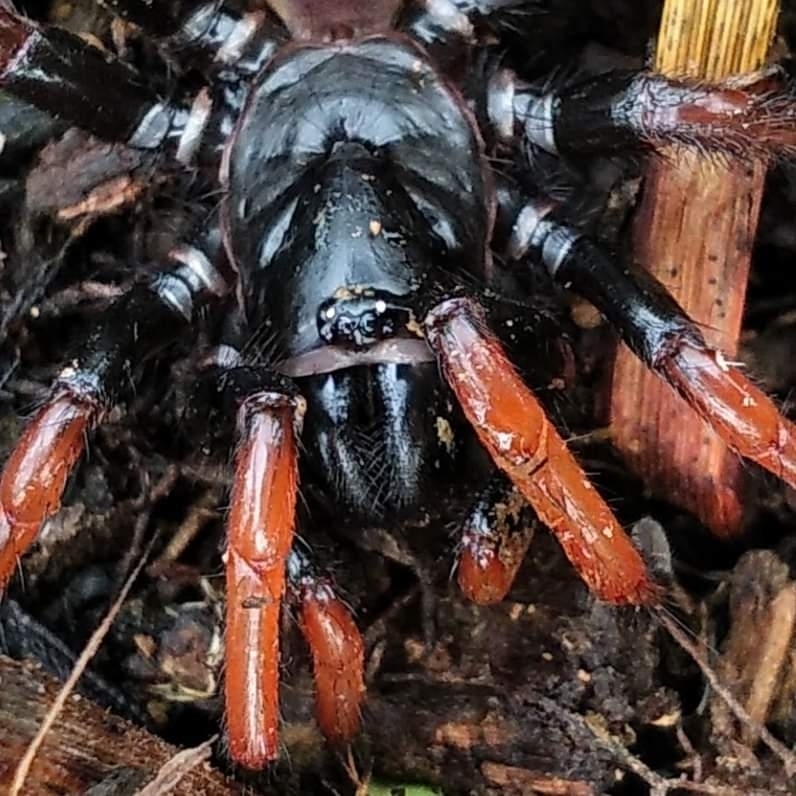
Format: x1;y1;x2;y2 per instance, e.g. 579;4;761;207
0;655;237;795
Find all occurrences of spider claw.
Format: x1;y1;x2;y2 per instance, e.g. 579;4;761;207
426;297;658;606
298;582;365;747
0;392;96;589
660;339;796;489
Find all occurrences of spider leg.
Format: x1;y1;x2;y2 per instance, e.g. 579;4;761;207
0;240;226;590
485;66;796;159
102;0;237;39
508;195;796;492
457;472;536;605
423;296;657;606
99;1;283;79
219;365;305;767
0;9;227;163
401;0;474;52
0;9;184;148
287;544;365;749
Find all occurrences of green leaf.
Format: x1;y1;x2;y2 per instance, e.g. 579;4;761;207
367;782;443;796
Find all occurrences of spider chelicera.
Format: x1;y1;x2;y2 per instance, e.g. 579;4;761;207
1;0;796;769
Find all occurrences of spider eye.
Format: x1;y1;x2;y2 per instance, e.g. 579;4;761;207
316;289;410;348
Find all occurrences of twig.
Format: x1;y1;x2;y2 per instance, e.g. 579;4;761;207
133;736;217;796
587;713;778;796
9;533;159;796
341;746;371;796
115;465;179;584
148;488;219;575
655;607;796;779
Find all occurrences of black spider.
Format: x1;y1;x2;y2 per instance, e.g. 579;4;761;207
1;0;796;771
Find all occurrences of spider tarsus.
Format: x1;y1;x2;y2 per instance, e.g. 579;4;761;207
629;71;796;157
0;10;31;73
225;390;304;767
425;297;658;606
661;339;796;489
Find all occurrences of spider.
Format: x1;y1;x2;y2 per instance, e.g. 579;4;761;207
1;0;796;771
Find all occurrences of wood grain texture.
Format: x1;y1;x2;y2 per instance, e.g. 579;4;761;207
0;656;237;795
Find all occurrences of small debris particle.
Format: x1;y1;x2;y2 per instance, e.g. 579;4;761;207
570;299;603;329
29;306;40;318
134;634;157;659
541;651;553;662
714;349;730;372
577;669;592;683
509;603;524;621
369;219;382;236
650;709;681;728
406;313;424;337
404;638;426;663
436;416;455;453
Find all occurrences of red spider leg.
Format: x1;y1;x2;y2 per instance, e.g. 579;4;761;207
484;66;796;159
0;247;223;591
457;474;536;605
424;297;657;606
0;393;97;588
225;390;305;767
287;547;365;746
658;341;796;486
515;199;796;491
